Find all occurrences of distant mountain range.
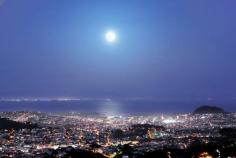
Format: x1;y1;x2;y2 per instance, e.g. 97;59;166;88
193;105;225;114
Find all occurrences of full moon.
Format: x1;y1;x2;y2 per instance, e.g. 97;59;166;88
105;31;116;43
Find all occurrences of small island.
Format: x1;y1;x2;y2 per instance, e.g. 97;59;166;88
193;105;225;114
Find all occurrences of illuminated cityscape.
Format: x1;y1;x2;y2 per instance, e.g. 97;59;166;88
1;0;236;157
0;108;236;157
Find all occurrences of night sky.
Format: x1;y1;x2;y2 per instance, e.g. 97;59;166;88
0;0;236;111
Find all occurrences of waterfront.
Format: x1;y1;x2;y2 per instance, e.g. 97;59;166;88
0;111;236;157
0;98;235;115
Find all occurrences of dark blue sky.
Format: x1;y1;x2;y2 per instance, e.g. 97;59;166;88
0;0;236;106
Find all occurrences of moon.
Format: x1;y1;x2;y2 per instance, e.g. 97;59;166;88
105;31;116;43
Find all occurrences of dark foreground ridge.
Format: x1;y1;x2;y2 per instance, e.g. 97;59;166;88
8;130;236;158
193;105;225;114
0;111;236;157
0;118;37;130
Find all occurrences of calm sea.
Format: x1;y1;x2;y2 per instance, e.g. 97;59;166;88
0;99;234;116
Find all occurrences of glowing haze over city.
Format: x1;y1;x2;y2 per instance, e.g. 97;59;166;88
0;0;236;158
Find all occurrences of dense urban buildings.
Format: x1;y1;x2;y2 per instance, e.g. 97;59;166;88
1;0;236;157
0;110;236;158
